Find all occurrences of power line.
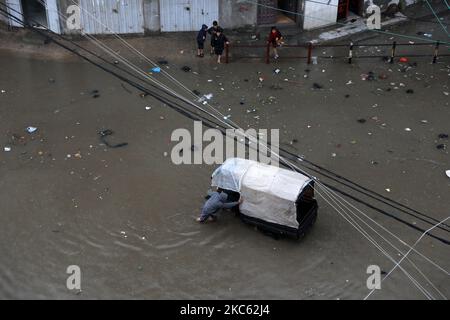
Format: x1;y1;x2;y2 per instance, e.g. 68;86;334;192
3;8;450;298
424;0;450;37
443;0;450;9
1;4;450;246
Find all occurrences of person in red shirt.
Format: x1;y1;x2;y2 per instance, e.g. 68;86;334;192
268;26;283;60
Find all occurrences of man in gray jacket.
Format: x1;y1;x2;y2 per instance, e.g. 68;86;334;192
197;191;243;223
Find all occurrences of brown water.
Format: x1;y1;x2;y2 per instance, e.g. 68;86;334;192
0;25;449;300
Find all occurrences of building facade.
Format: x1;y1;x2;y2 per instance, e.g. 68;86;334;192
0;0;417;34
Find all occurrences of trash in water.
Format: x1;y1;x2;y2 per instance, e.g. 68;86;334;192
192;89;201;96
361;72;375;81
99;130;128;149
357;119;367;124
1;89;5;93
405;128;412;132
198;93;213;104
367;72;375;81
181;66;191;72
446;170;450;178
311;56;318;65
26;127;38;134
312;83;323;89
4;146;11;152
436;144;446;150
91;89;100;99
158;60;168;65
406;89;414;94
151;67;161;73
274;68;281;74
145;106;152;111
399;57;409;63
438;134;449;139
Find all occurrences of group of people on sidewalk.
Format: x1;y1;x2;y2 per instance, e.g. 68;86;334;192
196;21;230;64
196;22;283;64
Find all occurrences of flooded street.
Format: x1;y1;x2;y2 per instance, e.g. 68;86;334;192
1;17;450;299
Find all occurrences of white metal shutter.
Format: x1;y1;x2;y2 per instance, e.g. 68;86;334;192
5;0;23;27
80;0;144;34
303;0;338;30
160;0;218;32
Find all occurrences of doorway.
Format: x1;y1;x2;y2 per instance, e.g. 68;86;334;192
349;0;363;16
257;0;298;26
20;0;47;28
277;0;298;25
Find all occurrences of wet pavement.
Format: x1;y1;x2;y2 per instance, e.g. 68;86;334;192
0;14;449;300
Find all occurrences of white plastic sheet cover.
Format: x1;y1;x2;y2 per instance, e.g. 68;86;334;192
211;158;252;192
211;158;313;228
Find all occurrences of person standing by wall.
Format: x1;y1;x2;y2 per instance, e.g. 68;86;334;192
196;24;208;57
213;28;229;64
268;26;283;60
208;21;220;55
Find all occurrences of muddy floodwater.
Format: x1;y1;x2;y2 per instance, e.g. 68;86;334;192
0;22;449;299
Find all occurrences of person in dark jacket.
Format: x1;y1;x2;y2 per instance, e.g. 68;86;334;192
267;26;283;60
197;190;243;223
207;21;220;55
212;28;229;64
196;24;208;57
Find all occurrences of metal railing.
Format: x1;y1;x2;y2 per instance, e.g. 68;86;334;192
225;40;449;64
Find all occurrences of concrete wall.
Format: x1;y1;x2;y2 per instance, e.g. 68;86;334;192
143;0;159;32
219;0;257;29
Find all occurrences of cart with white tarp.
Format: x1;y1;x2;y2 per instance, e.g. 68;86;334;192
211;158;318;239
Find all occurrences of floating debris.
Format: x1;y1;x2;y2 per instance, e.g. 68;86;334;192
181;66;191;72
26;127;38;134
99;130;128;149
312;83;323;90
